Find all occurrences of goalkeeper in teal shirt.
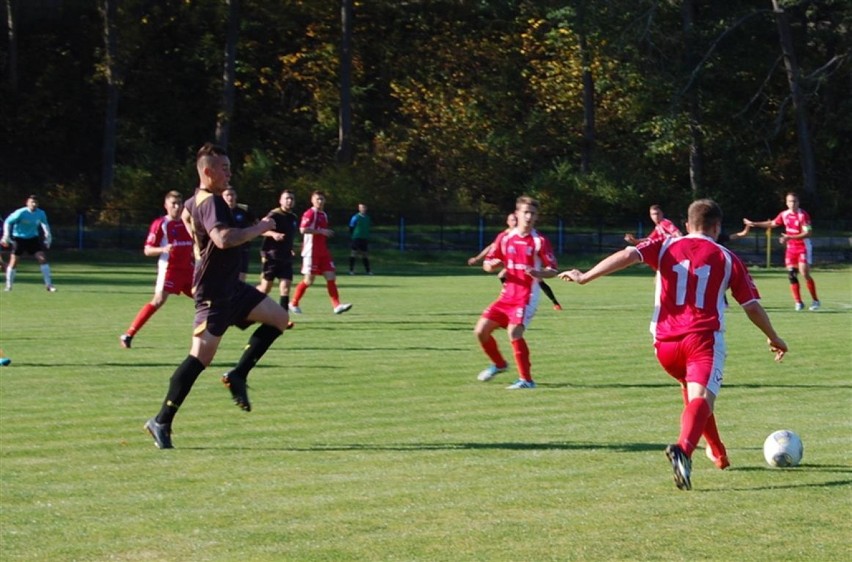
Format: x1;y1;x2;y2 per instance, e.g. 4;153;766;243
348;203;372;275
2;194;56;291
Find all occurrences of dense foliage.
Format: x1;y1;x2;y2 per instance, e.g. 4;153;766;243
2;0;849;223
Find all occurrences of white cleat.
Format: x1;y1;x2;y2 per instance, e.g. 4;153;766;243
333;303;353;314
809;300;820;311
288;304;302;314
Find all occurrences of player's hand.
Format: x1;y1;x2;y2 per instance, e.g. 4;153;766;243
258;217;275;232
778;235;786;245
768;337;787;362
743;218;754;227
467;257;478;266
558;269;584;284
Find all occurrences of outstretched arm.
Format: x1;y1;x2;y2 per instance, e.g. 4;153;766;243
558;247;641;285
743;218;775;230
742;301;787;362
468;244;493;265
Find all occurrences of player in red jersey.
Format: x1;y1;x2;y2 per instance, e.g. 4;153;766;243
474;196;558;389
120;191;194;349
624;205;683;245
289;191;352;315
560;199;787;490
744;192;820;311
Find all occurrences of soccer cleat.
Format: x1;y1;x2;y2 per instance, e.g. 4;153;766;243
705;446;731;470
553;303;563;311
3;286;10;292
333;303;353;314
809;300;820;311
286;321;295;330
119;334;133;349
144;418;173;449
477;364;508;382
288;304;302;314
0;357;11;366
794;302;804;311
222;370;251;412
506;379;536;390
46;285;57;292
665;444;692;490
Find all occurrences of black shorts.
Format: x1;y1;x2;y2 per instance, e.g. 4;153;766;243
12;237;45;256
261;257;293;282
193;282;267;338
351;238;369;253
238;250;250;274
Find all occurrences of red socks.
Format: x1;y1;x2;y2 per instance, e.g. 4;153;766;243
806;278;818;301
678;397;712;457
480;336;507;369
326;279;340;307
790;282;802;303
291;281;308;306
510;338;531;381
128;303;158;336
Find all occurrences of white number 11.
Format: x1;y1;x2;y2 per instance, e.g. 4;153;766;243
673;260;710;308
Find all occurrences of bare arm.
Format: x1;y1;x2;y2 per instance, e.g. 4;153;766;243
143;245;170;258
209;217;273;249
743;218;775;229
558;247;641;285
528;267;558;280
468;244;494;265
301;225;333;237
741;301;788;362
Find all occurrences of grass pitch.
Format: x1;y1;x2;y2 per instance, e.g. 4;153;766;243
0;252;850;561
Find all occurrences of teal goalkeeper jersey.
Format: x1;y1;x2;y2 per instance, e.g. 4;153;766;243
5;207;50;240
349;213;371;240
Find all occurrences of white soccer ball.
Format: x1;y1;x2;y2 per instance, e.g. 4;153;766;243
763;429;803;467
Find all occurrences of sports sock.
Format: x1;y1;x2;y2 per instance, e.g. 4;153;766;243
510;338;532;381
326;279;340;307
155;355;206;424
127;303;158;336
349;257;355;272
702;414;727;458
5;267;14;288
229;324;283;379
480;335;507;368
540;281;558;306
279;295;289;309
790;282;802;303
291;281;307;306
40;263;52;286
678;397;712;457
363;257;370;273
806;278;818;301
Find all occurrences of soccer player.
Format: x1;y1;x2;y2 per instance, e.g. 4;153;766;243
144;143;288;449
119;191;194;349
2;194;56;292
288;190;352;315
743;192;820;311
348;203;372;275
222;186;256;282
559;199;787;490
624;204;683;245
469;212;562;311
257;189;299;328
474;196;558;389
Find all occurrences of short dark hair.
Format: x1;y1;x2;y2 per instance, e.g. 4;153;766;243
516;195;539;211
197;142;226;161
687;199;722;230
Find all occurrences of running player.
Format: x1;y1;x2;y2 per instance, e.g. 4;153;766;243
560;199;787;490
258;189;299;328
120;191;194;348
222;186;256;282
474;196;558;389
289;190;352;315
624;204;682;245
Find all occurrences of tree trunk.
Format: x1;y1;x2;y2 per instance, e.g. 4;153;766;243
577;4;594;173
5;0;17;92
771;0;817;196
682;0;703;199
215;0;240;150
100;0;119;199
336;0;353;165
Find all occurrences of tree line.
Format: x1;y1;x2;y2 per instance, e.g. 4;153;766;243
2;0;849;226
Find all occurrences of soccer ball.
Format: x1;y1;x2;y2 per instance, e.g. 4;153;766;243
763;430;803;467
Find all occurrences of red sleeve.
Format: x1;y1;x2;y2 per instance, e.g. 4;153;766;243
635;237;665;271
300;209;316;229
145;217;165;248
485;231;507;261
729;252;761;305
539;236;557;269
771;211;785;227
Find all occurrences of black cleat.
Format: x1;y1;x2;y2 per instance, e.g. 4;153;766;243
144;418;173;449
120;334;133;349
665;444;692;491
222;371;251;412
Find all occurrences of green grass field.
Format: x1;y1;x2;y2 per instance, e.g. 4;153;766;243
1;252;850;561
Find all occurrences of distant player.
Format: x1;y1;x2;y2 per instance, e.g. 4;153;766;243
120;191;194;349
2;194;56;292
223;186;256;282
624;205;682;245
474;196;558;389
348;203;372;275
289;190;352;315
744;192;820;311
257;189;299;329
560;199;787;490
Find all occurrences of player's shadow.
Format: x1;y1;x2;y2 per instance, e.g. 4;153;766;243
196;440;664;454
711;477;852;493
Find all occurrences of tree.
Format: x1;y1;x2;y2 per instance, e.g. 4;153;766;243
100;0;119;197
215;0;240;150
336;0;353;164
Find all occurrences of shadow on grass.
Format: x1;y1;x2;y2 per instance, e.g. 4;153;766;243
186;441;665;453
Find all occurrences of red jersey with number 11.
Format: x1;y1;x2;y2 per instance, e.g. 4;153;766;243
635;234;761;341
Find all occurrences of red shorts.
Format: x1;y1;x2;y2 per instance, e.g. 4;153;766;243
157;267;193;298
481;299;535;328
784;244;812;268
301;252;335;276
654;331;725;396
